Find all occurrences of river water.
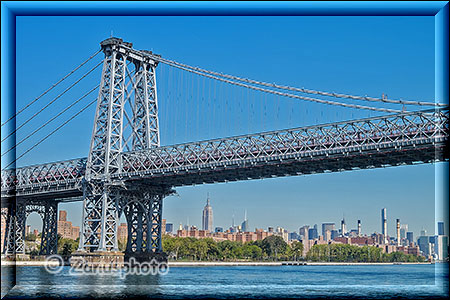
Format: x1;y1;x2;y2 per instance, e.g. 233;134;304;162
2;263;448;299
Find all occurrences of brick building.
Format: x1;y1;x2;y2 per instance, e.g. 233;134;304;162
57;210;80;240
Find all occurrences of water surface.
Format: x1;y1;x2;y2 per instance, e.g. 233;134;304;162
2;263;448;299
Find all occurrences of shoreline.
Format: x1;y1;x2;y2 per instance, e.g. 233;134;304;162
1;260;434;267
168;261;434;267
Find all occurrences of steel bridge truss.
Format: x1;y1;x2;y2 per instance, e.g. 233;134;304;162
2;109;448;198
118;109;448;184
2;200;58;255
79;38;163;253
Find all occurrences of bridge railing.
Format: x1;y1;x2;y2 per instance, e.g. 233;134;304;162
1;158;87;192
119;109;448;175
1;109;448;192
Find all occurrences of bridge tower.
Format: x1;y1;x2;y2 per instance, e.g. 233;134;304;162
77;38;171;260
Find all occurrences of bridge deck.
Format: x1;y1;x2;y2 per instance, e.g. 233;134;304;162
1;109;448;200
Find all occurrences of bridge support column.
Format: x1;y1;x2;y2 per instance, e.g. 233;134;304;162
39;201;58;255
2;204;13;254
78;182;120;252
123;192;167;263
3;202;26;255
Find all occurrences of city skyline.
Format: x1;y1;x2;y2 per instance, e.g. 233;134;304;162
24;187;439;241
14;16;444;240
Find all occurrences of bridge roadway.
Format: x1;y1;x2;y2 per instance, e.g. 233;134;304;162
1;109;448;201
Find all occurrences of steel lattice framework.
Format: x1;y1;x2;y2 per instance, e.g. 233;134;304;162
1;37;448;258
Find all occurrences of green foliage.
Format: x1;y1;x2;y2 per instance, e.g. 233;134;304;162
57;237;79;256
306;244;424;263
25;234;37;241
261;235;288;260
118;239;126;251
162;235;300;261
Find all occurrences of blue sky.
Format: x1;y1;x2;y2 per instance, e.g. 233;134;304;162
4;15;445;237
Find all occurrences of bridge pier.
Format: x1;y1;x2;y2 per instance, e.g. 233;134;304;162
2;200;58;256
76;185;170;266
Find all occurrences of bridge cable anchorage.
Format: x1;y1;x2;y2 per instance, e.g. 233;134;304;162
2;97;97;170
1;85;100;158
1;49;102;128
160;60;402;114
143;53;445;108
1;60;103;144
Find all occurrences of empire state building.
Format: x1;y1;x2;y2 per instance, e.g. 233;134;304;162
202;195;213;232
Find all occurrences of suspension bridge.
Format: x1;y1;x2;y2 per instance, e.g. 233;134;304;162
1;37;448;261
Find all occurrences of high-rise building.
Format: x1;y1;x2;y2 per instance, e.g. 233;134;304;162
434;235;448;261
241;210;249;232
418;235;431;257
322;223;335;237
26;225;31;236
438;222;445;236
162;219;167;235
117;223;127;242
341;218;346;236
357;220;361;237
400;224;408;240
331;230;339;240
57;210;79;240
59;210;67;222
165;223;174;234
299;225;309;241
202;195;213;232
396;219;401;246
381;208;387;244
308;225;318;240
406;232;414;245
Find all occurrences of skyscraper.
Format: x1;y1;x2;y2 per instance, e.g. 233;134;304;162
202;195;213;232
357;220;361;237
241;210;249;232
406;232;414;245
400;224;408;239
438;221;445;236
299;225;309;241
381;208;387;244
396;219;401;246
322;223;335;237
341;217;346;236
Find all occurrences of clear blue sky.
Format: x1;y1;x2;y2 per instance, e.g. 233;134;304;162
4;15;446;238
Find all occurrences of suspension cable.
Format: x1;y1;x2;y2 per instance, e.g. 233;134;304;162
145;53;444;108
1;60;103;143
161;60;401;113
2;97;98;170
1;85;99;157
1;49;102;128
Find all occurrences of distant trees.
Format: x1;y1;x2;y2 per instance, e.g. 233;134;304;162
162;235;425;262
162;235;295;261
25;234;37;241
306;244;425;263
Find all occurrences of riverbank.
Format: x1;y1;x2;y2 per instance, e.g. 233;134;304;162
1;260;435;266
168;261;434;266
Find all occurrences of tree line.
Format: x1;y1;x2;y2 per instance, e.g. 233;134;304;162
163;235;426;262
306;244;426;263
162;235;303;261
28;234;425;263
